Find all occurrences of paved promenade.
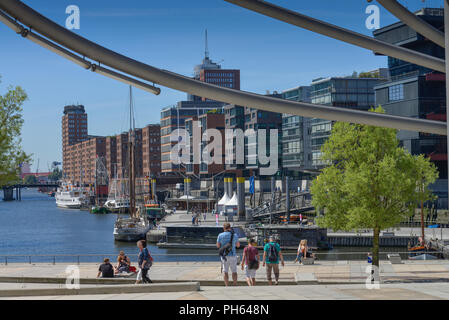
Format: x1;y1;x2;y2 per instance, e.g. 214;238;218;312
1;261;448;299
2;283;449;300
1;260;449;285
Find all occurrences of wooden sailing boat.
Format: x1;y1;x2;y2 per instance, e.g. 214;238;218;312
113;86;151;242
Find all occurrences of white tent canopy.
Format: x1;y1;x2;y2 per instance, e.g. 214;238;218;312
226;193;238;207
218;193;230;205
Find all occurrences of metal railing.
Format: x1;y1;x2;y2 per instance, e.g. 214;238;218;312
0;250;446;265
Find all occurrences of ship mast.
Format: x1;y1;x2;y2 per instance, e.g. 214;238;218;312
128;86;136;218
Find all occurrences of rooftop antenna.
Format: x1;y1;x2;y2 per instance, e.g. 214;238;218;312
205;29;209;59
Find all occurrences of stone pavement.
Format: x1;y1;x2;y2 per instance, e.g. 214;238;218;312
2;282;449;300
1;260;449;285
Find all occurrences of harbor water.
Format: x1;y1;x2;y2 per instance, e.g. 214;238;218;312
0;189;408;263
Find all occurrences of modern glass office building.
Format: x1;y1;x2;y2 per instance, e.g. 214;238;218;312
281;86;311;172
373;8;447;207
309;76;383;168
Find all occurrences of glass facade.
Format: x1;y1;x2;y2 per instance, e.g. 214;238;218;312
281;87;311;170
309;78;379;167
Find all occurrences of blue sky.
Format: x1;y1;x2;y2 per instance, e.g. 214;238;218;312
0;0;443;171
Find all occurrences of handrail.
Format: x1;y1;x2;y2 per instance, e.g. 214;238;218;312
1;251;445;267
0;0;446;136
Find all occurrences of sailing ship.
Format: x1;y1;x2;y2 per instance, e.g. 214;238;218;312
104;178;130;213
113;86;152;242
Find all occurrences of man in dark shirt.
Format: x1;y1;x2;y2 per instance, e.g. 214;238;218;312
97;258;114;278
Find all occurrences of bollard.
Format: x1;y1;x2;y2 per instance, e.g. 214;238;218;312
151;178;157;200
228;178;234;197
237;177;246;221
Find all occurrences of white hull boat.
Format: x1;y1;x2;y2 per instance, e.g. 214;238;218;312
113;217;151;242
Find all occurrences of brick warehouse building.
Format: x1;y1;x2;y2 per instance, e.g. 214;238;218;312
62;106;161;186
62;105;88;179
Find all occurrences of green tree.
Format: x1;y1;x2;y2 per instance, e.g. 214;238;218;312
23;175;38;185
311;106;438;268
0;76;30;187
48;167;62;182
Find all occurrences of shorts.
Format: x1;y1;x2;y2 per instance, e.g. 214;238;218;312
245;265;257;279
221;255;237;274
266;263;280;281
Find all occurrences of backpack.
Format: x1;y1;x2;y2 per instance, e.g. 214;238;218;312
267;243;278;263
218;231;234;261
246;247;259;270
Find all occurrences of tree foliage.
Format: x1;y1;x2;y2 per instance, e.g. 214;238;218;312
311;106;438;266
23;175;38;185
0;76;30;187
48;167;62;182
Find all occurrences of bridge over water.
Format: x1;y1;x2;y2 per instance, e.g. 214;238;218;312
2;183;59;201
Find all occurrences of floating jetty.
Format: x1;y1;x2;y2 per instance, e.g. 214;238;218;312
327;234;418;247
156;225;247;249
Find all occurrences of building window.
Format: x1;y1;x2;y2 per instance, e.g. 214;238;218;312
388;84;404;101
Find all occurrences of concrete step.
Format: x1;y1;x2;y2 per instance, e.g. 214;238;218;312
0;282;200;297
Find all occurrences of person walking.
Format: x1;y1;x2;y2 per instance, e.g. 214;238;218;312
263;235;284;285
216;222;240;286
241;238;259;286
215;212;219;226
136;240;153;284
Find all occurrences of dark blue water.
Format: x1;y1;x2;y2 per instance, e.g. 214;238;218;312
0;190;408;263
0;189;216;263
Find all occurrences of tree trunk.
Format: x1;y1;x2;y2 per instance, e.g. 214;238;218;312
372;226;380;267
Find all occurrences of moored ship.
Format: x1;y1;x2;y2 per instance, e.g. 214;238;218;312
55;183;88;209
113;86;151;241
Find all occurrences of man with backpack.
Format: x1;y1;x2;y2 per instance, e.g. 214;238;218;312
263;235;284;285
216;222;240;286
241;238;259;286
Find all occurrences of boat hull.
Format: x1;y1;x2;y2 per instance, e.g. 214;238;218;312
113;232;148;242
113;227;150;242
56;202;82;209
409;253;438;260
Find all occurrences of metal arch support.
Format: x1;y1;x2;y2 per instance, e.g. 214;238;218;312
223;0;445;73
1;9;160;95
0;0;446;136
375;0;445;48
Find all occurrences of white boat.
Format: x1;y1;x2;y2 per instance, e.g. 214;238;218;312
113;215;151;242
104;178;130;213
104;198;130;213
55;187;87;209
